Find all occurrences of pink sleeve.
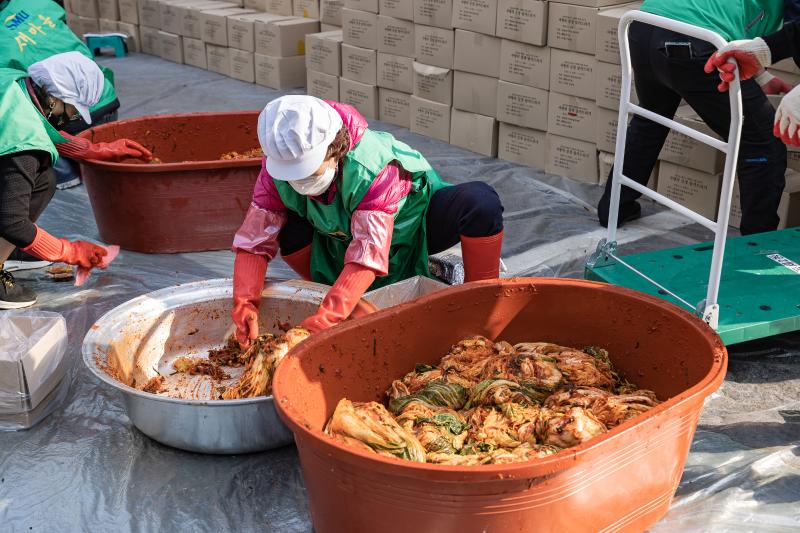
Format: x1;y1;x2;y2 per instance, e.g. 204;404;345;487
232;204;287;260
252;157;288;212
356;162;412;214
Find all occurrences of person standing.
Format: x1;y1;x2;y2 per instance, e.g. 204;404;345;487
598;0;789;236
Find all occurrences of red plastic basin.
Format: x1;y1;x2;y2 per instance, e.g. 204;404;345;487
272;278;727;533
78;111;261;253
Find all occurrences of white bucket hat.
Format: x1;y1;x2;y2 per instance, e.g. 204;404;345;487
28;51;104;125
258;95;344;182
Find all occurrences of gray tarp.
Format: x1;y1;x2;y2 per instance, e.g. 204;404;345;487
1;54;799;532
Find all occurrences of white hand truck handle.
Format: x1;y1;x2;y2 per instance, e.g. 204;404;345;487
602;10;743;330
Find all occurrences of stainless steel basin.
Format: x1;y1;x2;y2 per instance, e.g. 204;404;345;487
82;278;376;454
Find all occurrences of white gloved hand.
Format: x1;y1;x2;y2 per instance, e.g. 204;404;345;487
704;37;773;92
774;85;800;146
756;70;794;95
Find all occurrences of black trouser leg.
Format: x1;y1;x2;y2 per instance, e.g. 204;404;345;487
426;182;504;254
278;210;314;256
0;151;55;249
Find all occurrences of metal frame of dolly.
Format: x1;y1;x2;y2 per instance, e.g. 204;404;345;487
587;11;743;331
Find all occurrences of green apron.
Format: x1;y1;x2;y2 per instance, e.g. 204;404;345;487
641;0;783;42
0;68;68;164
274;130;451;289
0;0;117;111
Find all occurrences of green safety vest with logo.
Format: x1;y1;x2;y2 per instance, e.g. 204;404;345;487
0;0;117;112
274;130;451;290
0;67;68;164
641;0;783;42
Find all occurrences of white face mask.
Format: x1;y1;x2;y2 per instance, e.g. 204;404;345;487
289;164;337;196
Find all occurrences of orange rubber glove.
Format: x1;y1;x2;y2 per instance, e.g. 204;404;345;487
22;226;107;269
57;133;153;162
300;263;376;333
232;250;268;349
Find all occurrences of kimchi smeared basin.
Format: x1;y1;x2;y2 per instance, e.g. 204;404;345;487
272;278;727;533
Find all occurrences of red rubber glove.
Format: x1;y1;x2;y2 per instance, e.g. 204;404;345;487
300;263;376;333
22;226;107;269
57;133;153;162
758;71;794;95
704;38;772;92
232;250;268;349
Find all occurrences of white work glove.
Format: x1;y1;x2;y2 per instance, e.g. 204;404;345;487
704;37;773;92
774;85;800;146
756;70;794;95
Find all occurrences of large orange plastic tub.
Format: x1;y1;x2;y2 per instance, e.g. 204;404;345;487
78;111;261;253
272;278;727;533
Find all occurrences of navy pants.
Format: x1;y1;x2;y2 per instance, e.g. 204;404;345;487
278;181;504;255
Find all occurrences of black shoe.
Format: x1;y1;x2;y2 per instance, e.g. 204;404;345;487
0;269;37;309
5;249;52;272
598;200;642;228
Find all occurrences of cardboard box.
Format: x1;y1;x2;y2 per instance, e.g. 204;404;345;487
547;2;595;54
229;48;255;82
450;108;499;156
499;39;550;90
595;60;638;110
546;133;598;183
453;71;499;117
414;25;455;69
244;0;292;15
414;0;453;29
342;43;377;84
77;0;100;18
452;0;497;35
453;29;501;78
772;57;800;76
182;2;236;38
381;0;414;20
320;23;341;31
345;0;378;12
548;91;596;143
229;13;290;52
379;88;412;128
378;16;415;57
498;122;546;169
413;62;452;104
98;0;119;21
183;37;208;68
340;78;379;118
160;0;198;35
119;0;138;24
496;0;547;45
410;95;452;142
307;69;340;99
159;31;184;63
549;48;596;100
203;8;255;46
496;80;548;130
305;31;343;75
78;16;101;35
595;3;640;63
0;315;68;415
321;0;345;26
255;17;319;57
294;0;321;19
660;106;724;174
657;162;722;220
206;43;231;75
99;18;119;32
137;0;160;28
116;21;140;52
254;54;305;87
140;25;161;55
378;53;414;93
549;0;633;7
595;105;620;153
598;151;657;189
342;8;378;49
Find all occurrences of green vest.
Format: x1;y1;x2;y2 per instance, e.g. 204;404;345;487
0;0;117;111
641;0;783;42
274;130;450;289
0;68;68;164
